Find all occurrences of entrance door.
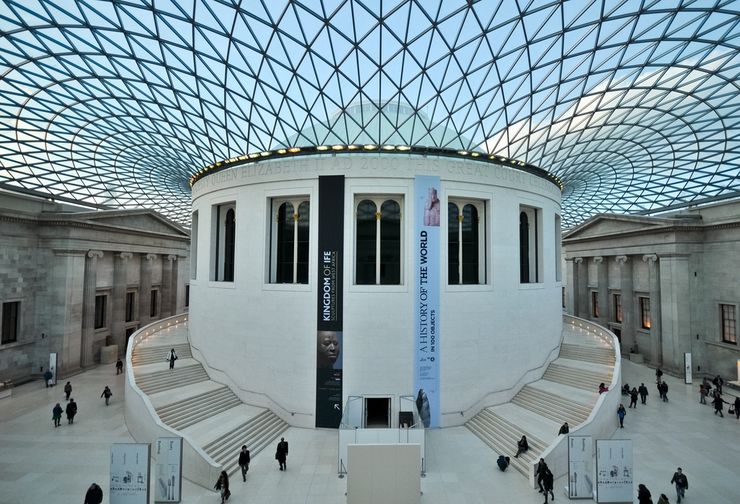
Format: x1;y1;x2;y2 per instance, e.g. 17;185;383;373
125;327;137;350
364;397;391;428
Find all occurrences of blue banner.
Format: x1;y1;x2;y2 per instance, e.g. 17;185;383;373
414;175;440;427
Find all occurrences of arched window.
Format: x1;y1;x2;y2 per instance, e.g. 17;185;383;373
272;198;310;284
448;199;485;284
519;211;529;283
519;205;541;283
212;202;236;282
355;196;402;285
223;208;235;282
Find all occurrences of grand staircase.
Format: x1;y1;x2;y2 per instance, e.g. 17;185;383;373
466;322;616;478
131;322;289;477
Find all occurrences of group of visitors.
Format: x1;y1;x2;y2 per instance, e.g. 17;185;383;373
638;467;689;504
212;438;288;503
700;375;739;419
51;381;77;427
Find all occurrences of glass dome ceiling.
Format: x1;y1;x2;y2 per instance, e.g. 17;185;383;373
0;0;738;227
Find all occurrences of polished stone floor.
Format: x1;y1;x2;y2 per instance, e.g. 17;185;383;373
0;358;738;503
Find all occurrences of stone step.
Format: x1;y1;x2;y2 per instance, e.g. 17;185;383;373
559;344;614;364
543;363;611;392
157;386;234;417
158;388;243;431
511;387;590;426
133;343;193;366
136;365;210;395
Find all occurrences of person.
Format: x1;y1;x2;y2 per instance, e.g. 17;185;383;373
214;470;230;503
514;435;528;458
535;458;548;493
238;445;250;482
166;348;178;369
52;403;63;428
660;381;669;402
101;386;112;406
657;493;669;504
621;383;630;396
713;374;723;394
542;467;554;504
598;382;609;394
44;369;53;388
496;455;510;471
317;331;340;368
712;393;728;417
699;383;708;404
66;398;77;424
64;381;72;400
423;186;440;226
733;396;740;420
638;382;649;404
656;368;663;382
637;483;652;504
84;482;103;504
116;358;124;374
629;387;639;408
276;437;288;470
617;404;626;428
558;422;569;435
670;467;688;503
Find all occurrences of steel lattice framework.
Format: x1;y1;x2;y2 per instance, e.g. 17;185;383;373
0;0;738;226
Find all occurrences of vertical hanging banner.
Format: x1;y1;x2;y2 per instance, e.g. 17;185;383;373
48;352;58;386
316;175;344;428
154;437;183;503
596;439;633;503
568;435;594;499
110;443;151;504
414;176;441;428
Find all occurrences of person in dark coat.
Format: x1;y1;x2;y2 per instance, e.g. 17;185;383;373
617;404;626;428
637;483;652;504
116;358;124;374
276;437;288;470
64;381;72;400
101;386;112;406
734;396;740;420
638;383;648;404
712;393;728;417
629;387;639;408
496;455;510;471
66;398;77;424
44;369;53;388
713;374;723;394
214;470;230;503
52;403;63;427
238;445;250;481
166;348;178;369
84;482;103;504
535;458;548;493
660;381;669;402
514;435;528;458
670;467;688;503
542;467;555;503
558;422;569;435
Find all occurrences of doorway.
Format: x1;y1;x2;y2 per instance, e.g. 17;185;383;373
364;397;391;428
125;327;137;350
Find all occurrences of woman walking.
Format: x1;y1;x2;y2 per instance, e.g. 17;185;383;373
617;404;626;428
214;470;230;503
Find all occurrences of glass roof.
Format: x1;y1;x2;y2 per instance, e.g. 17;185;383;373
0;0;738;227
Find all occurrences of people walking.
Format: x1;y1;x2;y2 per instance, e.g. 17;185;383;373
496;455;510;471
64;381;72;400
699;383;708;404
535;458;548;493
166;348;178;369
514;435;528;458
116;358;124;374
733;396;740;420
542;467;555;504
52;403;63;427
101;386;112;406
238;445;250;482
66;398;77;424
214;470;230;503
713;374;723;394
44;369;53;388
670;467;688;503
276;437;289;470
638;382;648;404
84;482;103;504
629;387;639;408
660;381;669;402
617;404;626;428
712;393;728;417
638;483;652;504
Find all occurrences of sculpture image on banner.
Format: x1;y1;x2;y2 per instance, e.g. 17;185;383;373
110;443;151;504
568;435;594;499
595;439;633;503
154;437;182;503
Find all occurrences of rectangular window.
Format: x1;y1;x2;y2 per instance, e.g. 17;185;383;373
211;203;236;282
639;296;651;329
191;211;198;280
721;304;737;344
94;295;107;329
185;284;190;308
125;291;136;322
591;291;600;318
268;197;310;283
614;293;622;323
519;205;542;283
150;289;159;318
554;214;562;282
1;301;20;344
448;198;486;284
355;195;403;285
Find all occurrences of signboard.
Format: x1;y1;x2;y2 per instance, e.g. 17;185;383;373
567;435;593;499
48;352;58;386
413;175;441;427
154;437;183;502
110;443;150;504
315;175;344;428
596;439;632;503
684;352;692;384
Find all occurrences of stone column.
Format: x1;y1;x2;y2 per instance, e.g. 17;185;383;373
643;254;662;367
169;255;179;315
138;253;157;327
111;252;132;352
575;257;588;319
659;254;691;373
81;250;103;367
594;256;609;324
161;255;174;318
616;255;634;352
565;258;577;316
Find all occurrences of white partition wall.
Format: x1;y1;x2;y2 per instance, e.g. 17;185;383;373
347;444;421;504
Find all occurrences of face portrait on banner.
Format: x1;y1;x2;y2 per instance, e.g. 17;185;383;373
317;331;342;369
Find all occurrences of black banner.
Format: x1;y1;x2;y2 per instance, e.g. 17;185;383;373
316;176;344;428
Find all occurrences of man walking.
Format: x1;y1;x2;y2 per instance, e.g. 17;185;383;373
276;437;288;471
670;467;688;503
100;386;112;406
238;445;250;482
638;383;648;404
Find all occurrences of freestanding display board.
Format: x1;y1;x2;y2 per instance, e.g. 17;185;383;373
110;443;151;504
595;439;632;503
48;353;58;386
568;435;593;498
154;437;183;502
684;352;692;384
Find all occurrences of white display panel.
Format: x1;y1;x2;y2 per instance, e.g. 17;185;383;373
48;353;58;386
154;437;183;503
568;435;593;499
596;439;632;503
110;443;150;504
684;352;692;384
347;444;420;504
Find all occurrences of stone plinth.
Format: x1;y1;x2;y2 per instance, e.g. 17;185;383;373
100;345;118;364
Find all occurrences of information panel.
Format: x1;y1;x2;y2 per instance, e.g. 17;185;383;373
48;352;58;386
684;352;692;384
568;435;593;499
596;439;632;503
154;437;182;503
110;443;150;504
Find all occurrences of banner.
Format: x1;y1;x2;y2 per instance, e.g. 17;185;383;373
596;439;632;503
316;175;344;428
48;353;58;386
568;435;593;499
414;176;441;427
154;437;182;503
110;443;151;504
684;352;692;384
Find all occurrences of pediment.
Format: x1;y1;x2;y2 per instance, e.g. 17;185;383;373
564;214;672;240
47;209;189;237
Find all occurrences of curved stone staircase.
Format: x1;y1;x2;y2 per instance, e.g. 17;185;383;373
466;322;616;479
131;322;289;477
